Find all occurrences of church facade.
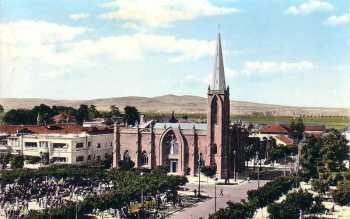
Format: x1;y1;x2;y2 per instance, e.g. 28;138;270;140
112;33;248;179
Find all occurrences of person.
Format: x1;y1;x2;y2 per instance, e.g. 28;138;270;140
219;188;223;197
224;177;229;184
193;189;197;197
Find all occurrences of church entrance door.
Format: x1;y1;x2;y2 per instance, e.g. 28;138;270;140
169;160;178;173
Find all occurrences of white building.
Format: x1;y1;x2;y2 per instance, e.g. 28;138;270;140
343;128;350;156
0;124;113;165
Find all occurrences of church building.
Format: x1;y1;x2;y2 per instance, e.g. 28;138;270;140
112;33;248;179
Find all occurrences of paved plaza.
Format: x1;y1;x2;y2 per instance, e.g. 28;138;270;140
170;180;268;219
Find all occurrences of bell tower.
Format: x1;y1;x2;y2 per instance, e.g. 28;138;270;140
207;32;230;179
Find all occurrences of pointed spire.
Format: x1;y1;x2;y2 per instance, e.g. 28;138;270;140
210;32;226;91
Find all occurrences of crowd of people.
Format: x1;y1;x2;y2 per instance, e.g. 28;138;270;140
0;177;113;218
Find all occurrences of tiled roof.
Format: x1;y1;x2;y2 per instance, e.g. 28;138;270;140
0;124;84;135
51;113;76;123
304;125;326;132
260;124;290;134
275;135;294;145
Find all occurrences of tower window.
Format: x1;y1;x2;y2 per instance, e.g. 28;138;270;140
211;96;218;125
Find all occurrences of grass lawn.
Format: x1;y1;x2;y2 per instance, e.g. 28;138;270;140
231;115;350;130
145;112;349;130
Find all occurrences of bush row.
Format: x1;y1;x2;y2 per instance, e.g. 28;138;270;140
0;165;106;184
209;176;300;219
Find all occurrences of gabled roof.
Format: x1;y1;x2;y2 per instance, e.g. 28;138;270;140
260;124;290;134
210;32;226;91
51;113;76;123
274;135;294;145
304;125;326;132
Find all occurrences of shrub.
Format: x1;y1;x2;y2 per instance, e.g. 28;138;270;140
0;165;105;184
209;200;254;219
247;176;299;208
268;202;299;219
332;180;350;206
201;165;217;178
118;159;135;171
10;155;24;169
268;190;325;219
311;179;329;194
101;154;112;169
18;167;187;219
24;156;41;164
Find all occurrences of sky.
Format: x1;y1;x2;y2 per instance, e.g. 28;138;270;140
0;0;349;108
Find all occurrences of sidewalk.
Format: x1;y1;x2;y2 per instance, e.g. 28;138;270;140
186;174;246;185
169;180;266;219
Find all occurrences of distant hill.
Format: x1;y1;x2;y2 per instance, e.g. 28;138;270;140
0;95;348;117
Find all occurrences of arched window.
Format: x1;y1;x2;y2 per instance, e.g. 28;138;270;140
123;150;130;161
141;151;148;166
211;96;218;125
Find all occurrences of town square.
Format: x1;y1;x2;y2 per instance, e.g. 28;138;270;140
0;0;349;218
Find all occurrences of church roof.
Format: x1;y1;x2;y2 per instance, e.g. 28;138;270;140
154;123;207;130
210;32;226;91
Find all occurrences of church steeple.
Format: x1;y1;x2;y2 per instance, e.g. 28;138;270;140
206;31;230;179
210;32;226;91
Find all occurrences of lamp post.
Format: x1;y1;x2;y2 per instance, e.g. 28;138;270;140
233;150;237;182
284;153;287;177
140;172;144;207
75;198;78;219
256;151;260;189
70;192;78;219
214;177;218;213
198;153;202;198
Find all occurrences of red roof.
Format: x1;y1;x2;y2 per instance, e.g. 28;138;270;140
0;124;84;135
275;135;294;145
304;125;326;132
51;113;76;124
260;124;290;134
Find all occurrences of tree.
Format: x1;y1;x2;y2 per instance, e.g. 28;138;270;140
124;106;140;126
321;129;348;172
300;135;322;179
290;117;304;143
245;137;260;166
268;189;325;219
52;105;78;116
270;144;297;163
0;104;4;113
332;180;350;206
76;104;90;124
3;109;36;125
32;104;53;122
110;105;121;117
88;105;100;119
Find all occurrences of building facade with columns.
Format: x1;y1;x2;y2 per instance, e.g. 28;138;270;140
112;33;248;179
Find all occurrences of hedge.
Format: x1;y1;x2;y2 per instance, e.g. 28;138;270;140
209;176;300;219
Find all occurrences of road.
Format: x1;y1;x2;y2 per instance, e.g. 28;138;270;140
169;180;267;219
